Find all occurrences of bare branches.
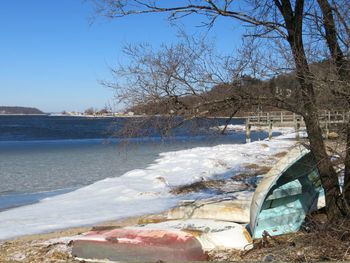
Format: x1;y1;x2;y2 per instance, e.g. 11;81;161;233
103;36;239;114
94;0;350;217
103;31;305;119
92;0;288;37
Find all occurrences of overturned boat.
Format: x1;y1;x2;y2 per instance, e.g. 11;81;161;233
167;190;253;223
250;145;323;239
72;145;324;262
72;219;252;262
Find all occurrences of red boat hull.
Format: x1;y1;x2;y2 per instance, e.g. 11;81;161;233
72;228;208;262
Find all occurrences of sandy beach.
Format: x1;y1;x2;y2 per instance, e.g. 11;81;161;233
0;212;169;262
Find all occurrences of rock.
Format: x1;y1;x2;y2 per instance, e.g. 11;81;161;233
328;132;339;140
263;254;275;262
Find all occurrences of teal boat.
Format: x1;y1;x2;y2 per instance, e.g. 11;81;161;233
250;146;323;239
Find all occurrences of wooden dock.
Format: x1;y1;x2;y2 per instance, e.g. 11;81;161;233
245;111;350;126
243;111;349;142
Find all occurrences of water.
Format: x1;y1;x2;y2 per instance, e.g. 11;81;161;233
0;115;269;211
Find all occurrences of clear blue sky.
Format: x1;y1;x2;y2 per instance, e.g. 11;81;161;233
0;0;243;113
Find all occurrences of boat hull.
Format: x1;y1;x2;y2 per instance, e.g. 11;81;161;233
73;228;207;262
250;146;323;239
72;219;252;262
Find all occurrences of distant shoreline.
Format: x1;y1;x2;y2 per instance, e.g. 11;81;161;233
0;106;45;115
0;114;245;119
0;114;49;116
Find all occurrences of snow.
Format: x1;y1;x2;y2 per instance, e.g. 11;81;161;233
0;129;303;240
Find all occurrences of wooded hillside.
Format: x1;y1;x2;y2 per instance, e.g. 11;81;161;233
0;106;45;115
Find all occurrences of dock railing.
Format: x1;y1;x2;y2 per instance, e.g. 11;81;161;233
243;110;349;142
245;110;349;125
246;111;301;125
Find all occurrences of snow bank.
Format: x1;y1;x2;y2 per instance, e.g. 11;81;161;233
0;130;300;240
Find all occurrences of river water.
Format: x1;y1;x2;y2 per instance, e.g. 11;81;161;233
0;115;270;211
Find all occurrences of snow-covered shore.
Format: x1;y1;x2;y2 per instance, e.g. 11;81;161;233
0;129;303;240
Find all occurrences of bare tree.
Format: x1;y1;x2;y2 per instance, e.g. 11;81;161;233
104;35;249;114
84;107;95;115
313;0;350;208
93;0;350;220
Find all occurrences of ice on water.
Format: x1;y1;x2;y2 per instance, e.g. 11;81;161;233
0;129;300;240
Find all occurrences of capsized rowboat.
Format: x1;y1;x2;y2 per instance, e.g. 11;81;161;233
72;219;253;262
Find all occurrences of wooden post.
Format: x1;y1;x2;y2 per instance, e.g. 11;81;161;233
268;120;273;140
246;119;251;143
295;117;300;140
325;121;329;140
280;112;283;124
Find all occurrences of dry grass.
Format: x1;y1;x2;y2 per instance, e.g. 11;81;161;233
171;162;274;195
170;179;226;195
272;151;288;158
243;164;272;175
8;213;349;263
209;212;350;262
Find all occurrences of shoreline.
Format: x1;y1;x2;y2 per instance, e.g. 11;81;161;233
0;213;168;263
0;114;48;116
0;128;303;262
0;131;298;240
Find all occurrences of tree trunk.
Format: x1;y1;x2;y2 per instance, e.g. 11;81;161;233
303;111;345;219
316;0;348;79
278;0;345;220
344;124;350;207
292;50;345;222
317;0;350;209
